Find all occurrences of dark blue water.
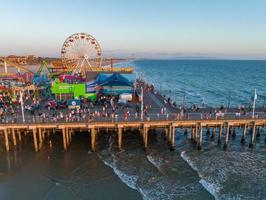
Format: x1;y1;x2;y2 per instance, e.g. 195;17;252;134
131;60;266;108
109;60;266;200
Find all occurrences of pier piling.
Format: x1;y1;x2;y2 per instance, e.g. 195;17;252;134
62;127;67;151
249;122;256;148
4;129;10;152
66;128;69;147
241;124;247;144
12;128;17;146
218;125;223;144
184;128;188;135
143;127;148;150
206;127;210;135
69;129;72;143
170;124;175;151
211;127;215;140
118;127;122;150
232;128;236;138
223;123;230;149
18;130;22;141
256;127;260;138
91;128;96;152
194;125;198;144
190;127;194;142
38;128;43;149
197;124;203;150
32;128;38;152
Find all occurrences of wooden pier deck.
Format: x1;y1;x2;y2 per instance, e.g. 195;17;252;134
1;117;266;152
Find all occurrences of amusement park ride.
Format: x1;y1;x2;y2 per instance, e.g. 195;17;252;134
0;58;34;83
0;32;133;97
60;33;133;75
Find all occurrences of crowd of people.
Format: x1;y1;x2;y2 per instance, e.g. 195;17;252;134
1;79;265;123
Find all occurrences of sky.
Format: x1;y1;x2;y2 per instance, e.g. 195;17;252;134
1;0;266;59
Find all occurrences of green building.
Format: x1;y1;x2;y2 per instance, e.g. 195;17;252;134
51;79;96;101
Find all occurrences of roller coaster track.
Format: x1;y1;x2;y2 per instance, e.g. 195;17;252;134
0;58;34;74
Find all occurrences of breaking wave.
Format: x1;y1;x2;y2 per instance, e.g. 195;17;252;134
181;151;219;200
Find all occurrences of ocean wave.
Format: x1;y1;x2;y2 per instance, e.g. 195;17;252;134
180;151;220;200
98;153;154;200
146;155;165;175
97;153;139;191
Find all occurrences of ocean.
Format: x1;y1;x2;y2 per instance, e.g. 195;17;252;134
1;60;266;200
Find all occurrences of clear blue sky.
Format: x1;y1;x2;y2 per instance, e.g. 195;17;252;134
1;0;266;59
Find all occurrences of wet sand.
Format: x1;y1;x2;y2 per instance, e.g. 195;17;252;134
0;133;142;200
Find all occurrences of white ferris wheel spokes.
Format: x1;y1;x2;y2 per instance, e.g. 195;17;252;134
61;33;102;74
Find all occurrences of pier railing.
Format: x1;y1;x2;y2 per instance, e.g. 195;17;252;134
1;112;266;125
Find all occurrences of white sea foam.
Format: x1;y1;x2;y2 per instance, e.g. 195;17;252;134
99;155;138;190
180;151;220;200
99;155;153;200
199;179;219;199
112;165;139;190
98;147;156;200
138;187;151;200
146;155;161;167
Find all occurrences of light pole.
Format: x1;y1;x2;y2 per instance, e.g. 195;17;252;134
4;60;7;73
252;89;257;119
141;87;144;121
19;90;25;123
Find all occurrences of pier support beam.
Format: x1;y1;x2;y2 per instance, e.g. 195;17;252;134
168;126;172;145
118;127;122;151
69;129;72;143
211;127;215;140
190;127;194;141
206;127;210;135
61;128;67;151
91;128;96;152
249;122;256;148
197;124;203;150
17;130;22;141
161;128;166;141
218;125;223;144
32;129;38;152
164;128;168;141
12;128;17;146
4;129;9;152
223;123;230;149
241;124;247;144
42;129;45;141
194;125;198;144
232;127;236;138
66;128;69;147
143;127;148;150
38;128;43;149
170;124;175;151
256;127;260;138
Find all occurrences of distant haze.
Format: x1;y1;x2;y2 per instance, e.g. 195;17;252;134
1;0;266;60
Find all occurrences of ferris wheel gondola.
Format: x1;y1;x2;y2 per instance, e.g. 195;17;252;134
61;33;102;74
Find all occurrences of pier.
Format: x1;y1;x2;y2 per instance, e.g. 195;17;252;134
1;75;266;153
1;111;266;152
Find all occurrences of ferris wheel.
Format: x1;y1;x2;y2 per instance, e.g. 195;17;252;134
61;33;102;74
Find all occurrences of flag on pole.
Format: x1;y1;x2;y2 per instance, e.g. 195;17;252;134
252;89;257;119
